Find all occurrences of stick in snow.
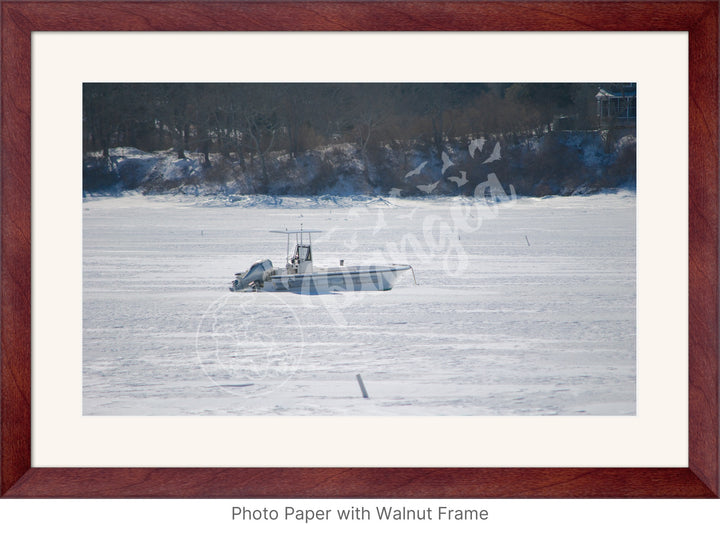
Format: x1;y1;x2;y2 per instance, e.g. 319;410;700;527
356;374;369;399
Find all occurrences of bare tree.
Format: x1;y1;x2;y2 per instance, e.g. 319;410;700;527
241;85;281;190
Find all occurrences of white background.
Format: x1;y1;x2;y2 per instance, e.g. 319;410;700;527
4;31;715;532
2;499;719;533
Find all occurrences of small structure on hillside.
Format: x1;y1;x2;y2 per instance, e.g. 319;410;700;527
596;84;636;128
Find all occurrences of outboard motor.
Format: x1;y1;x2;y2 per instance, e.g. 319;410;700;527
230;259;273;291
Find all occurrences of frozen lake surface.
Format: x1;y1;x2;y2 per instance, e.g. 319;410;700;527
83;192;636;415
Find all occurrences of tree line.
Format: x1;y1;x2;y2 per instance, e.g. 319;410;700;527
83;82;600;173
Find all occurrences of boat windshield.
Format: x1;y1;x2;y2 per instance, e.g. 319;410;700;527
294;245;312;262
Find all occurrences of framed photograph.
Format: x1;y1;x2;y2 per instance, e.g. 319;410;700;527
1;1;717;498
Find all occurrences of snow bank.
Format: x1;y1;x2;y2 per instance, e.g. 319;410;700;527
83;130;636;198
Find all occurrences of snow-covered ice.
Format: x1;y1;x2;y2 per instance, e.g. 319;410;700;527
83;191;636;416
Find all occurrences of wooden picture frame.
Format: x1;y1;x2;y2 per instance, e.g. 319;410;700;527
1;1;717;498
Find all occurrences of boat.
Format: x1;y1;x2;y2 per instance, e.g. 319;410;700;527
230;228;413;293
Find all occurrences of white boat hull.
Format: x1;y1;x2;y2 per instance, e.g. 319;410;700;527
267;265;410;293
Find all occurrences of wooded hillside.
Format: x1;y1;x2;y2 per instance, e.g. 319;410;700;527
83;83;635;196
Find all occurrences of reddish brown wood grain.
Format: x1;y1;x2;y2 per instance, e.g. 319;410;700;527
0;2;716;31
1;1;32;497
687;0;719;496
1;1;718;498
1;467;715;498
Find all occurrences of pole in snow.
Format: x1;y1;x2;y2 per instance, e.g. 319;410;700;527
356;374;369;399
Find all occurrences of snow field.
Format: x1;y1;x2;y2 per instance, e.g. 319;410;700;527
83;192;635;415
